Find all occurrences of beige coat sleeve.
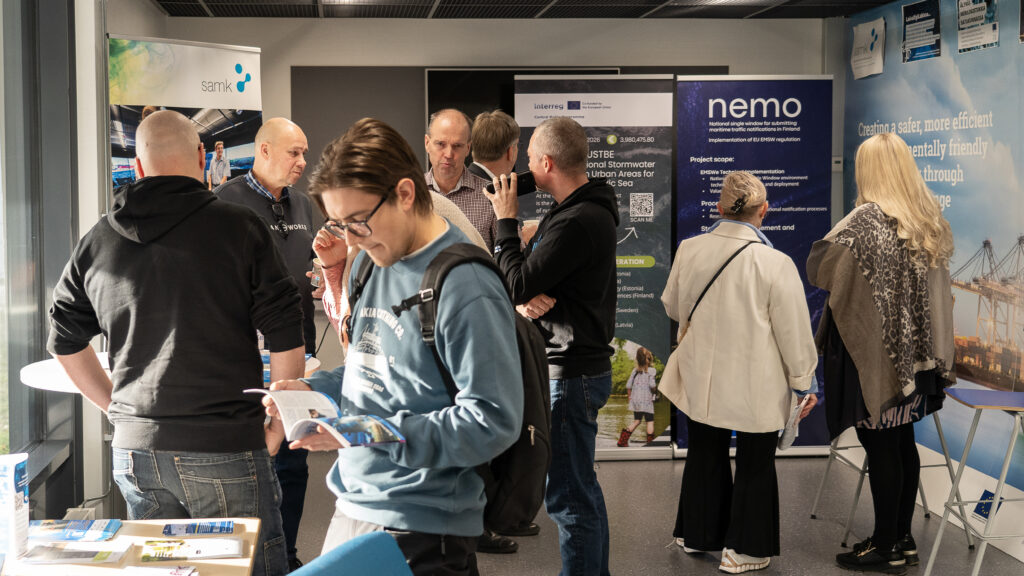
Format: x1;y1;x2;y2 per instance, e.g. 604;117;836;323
767;255;818;392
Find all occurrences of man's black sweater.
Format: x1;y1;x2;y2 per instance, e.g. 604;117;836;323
493;178;620;378
48;176;304;452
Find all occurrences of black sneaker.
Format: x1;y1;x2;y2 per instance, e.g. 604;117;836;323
836;538;907;574
895;534;919;566
476;529;519;554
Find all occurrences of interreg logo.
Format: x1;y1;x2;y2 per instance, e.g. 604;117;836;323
567;101;581;110
200;62;252;93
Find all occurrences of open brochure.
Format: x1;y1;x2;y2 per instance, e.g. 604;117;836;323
29;518;122;542
246;388;406;448
19;539;131;564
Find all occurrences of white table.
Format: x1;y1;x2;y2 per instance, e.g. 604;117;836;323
2;517;260;576
20;354;322;393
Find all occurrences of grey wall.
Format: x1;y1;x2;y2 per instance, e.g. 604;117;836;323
292;66;427;184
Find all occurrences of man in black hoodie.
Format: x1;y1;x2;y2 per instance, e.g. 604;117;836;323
48;110;304;576
486;116;619;576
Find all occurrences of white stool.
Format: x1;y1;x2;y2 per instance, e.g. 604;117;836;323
809;411;974;549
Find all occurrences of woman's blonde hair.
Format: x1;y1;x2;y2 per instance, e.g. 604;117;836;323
854;132;953;268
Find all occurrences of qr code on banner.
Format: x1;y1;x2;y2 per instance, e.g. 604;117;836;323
629;193;654;219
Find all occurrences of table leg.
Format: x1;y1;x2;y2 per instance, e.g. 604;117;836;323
933;411;974;548
924;408;982;576
969;413;1022;576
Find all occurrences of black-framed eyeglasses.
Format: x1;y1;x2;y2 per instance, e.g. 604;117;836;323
271;203;289;239
323;194;388;239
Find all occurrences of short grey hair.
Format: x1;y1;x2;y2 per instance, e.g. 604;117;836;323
533;117;588;174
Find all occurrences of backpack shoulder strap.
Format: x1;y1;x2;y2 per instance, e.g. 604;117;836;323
392;243;504;401
344;253;376;343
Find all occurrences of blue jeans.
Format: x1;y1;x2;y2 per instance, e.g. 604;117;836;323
546;371;612;576
113;448;288;576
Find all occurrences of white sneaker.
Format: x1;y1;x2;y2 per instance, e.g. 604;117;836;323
719;548;770;573
675;538;702;554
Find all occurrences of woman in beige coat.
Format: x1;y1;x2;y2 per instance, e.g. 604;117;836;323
661;171;818;574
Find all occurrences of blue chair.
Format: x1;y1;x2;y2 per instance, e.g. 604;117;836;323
290;531;413;576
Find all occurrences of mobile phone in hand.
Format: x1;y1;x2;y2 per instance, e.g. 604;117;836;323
486;171;537;196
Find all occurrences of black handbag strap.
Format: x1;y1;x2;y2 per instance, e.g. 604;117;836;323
687;240;756;323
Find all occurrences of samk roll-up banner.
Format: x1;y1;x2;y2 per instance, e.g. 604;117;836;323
107;36;263;191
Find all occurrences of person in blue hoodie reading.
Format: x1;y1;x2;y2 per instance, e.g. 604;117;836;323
263;117;524;576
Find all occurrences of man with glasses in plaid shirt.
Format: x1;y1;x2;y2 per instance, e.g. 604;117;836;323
216;117;315;572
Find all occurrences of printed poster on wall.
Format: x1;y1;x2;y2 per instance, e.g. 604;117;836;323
958;0;999;53
848;0;1023;563
514;75;675;452
903;0;942;62
852;17;886;78
108;36;263;191
674;76;833;452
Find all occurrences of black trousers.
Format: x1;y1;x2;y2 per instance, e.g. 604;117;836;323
855;423;920;550
673;418;780;558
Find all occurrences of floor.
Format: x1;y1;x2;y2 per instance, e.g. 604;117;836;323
293;452;1021;575
300;311;1021;574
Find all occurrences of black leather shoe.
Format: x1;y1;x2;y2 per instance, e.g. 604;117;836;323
895;534;918;566
836;538;907;574
288;556;304;572
493;522;540;537
477;529;519;554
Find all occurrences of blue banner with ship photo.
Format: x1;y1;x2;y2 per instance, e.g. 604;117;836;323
848;0;1024;563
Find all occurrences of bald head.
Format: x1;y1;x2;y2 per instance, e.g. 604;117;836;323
135;110;204;180
252;117;309;194
428;109;472;138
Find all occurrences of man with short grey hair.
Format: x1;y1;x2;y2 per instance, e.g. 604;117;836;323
486;116;619;576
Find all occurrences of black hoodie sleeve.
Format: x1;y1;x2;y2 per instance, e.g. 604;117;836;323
48;245;102;356
494;215;594;305
247;218;305;352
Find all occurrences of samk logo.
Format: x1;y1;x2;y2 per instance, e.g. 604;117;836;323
235;63;252;92
200;62;252;93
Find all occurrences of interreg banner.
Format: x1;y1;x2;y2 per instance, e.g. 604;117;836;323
107;36;263;189
514;75;676;451
674;76;833;450
848;0;1024;563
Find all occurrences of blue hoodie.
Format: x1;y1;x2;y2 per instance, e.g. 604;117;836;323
304;224;523;536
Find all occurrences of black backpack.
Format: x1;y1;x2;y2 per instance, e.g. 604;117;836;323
348;243;551;532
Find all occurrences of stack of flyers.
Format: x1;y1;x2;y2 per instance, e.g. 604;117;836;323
162;520;233;536
125;566;198;575
140;537;243;561
28;519;122;542
19;539;131;564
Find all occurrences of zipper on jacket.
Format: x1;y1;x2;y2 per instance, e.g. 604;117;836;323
528;425;536;446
